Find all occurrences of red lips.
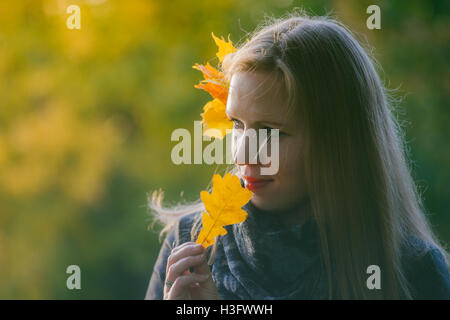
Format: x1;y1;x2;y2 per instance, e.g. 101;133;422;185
243;176;273;192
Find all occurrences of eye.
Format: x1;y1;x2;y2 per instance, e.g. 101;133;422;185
231;118;244;129
262;126;286;137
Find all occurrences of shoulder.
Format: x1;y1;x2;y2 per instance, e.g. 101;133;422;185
171;211;203;246
402;236;450;300
145;211;202;300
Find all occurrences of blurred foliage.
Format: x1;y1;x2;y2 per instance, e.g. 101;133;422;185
0;0;448;298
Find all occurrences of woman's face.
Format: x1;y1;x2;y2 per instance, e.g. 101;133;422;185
226;71;308;212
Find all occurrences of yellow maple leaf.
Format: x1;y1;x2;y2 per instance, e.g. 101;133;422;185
196;212;228;248
195;81;229;106
193;32;237;139
192;62;226;82
201;98;233;138
211;32;237;63
192;62;229;105
196;173;253;248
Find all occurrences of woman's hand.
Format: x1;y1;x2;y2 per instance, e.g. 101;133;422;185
163;242;222;300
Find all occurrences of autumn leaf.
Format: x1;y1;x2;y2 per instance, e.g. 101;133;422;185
195;81;229;107
200;98;233;138
192;62;225;83
196;173;253;248
192;62;229;106
193;33;237;138
193;62;232;138
211;32;237;63
196;211;228;248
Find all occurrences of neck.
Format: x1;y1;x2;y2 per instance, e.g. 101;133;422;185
249;196;312;228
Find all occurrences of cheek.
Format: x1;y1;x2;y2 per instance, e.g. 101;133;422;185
276;141;304;184
231;129;244;158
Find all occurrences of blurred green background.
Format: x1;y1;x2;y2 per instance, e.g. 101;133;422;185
0;0;448;299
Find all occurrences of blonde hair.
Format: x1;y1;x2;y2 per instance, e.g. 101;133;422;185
148;10;449;299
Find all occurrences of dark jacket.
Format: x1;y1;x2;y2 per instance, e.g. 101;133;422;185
146;210;450;300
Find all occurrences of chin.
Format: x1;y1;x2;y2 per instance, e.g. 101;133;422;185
251;194;308;213
250;197;279;212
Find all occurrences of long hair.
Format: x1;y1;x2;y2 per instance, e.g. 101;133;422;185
148;10;449;299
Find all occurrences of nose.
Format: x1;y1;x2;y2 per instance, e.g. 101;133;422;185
232;128;270;166
233;128;253;165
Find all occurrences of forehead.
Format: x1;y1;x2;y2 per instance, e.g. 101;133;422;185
226;71;290;120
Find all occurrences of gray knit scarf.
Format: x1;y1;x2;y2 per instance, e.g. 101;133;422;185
210;199;329;300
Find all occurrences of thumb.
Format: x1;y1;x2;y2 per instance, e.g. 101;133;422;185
193;246;211;275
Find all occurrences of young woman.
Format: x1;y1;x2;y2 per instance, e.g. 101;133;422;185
145;12;450;300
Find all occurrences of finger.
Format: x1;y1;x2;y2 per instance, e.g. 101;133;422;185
170;241;197;256
166;242;194;276
168;273;210;299
166;253;206;284
192;258;216;292
164;243;203;296
166;243;204;275
193;249;210;275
